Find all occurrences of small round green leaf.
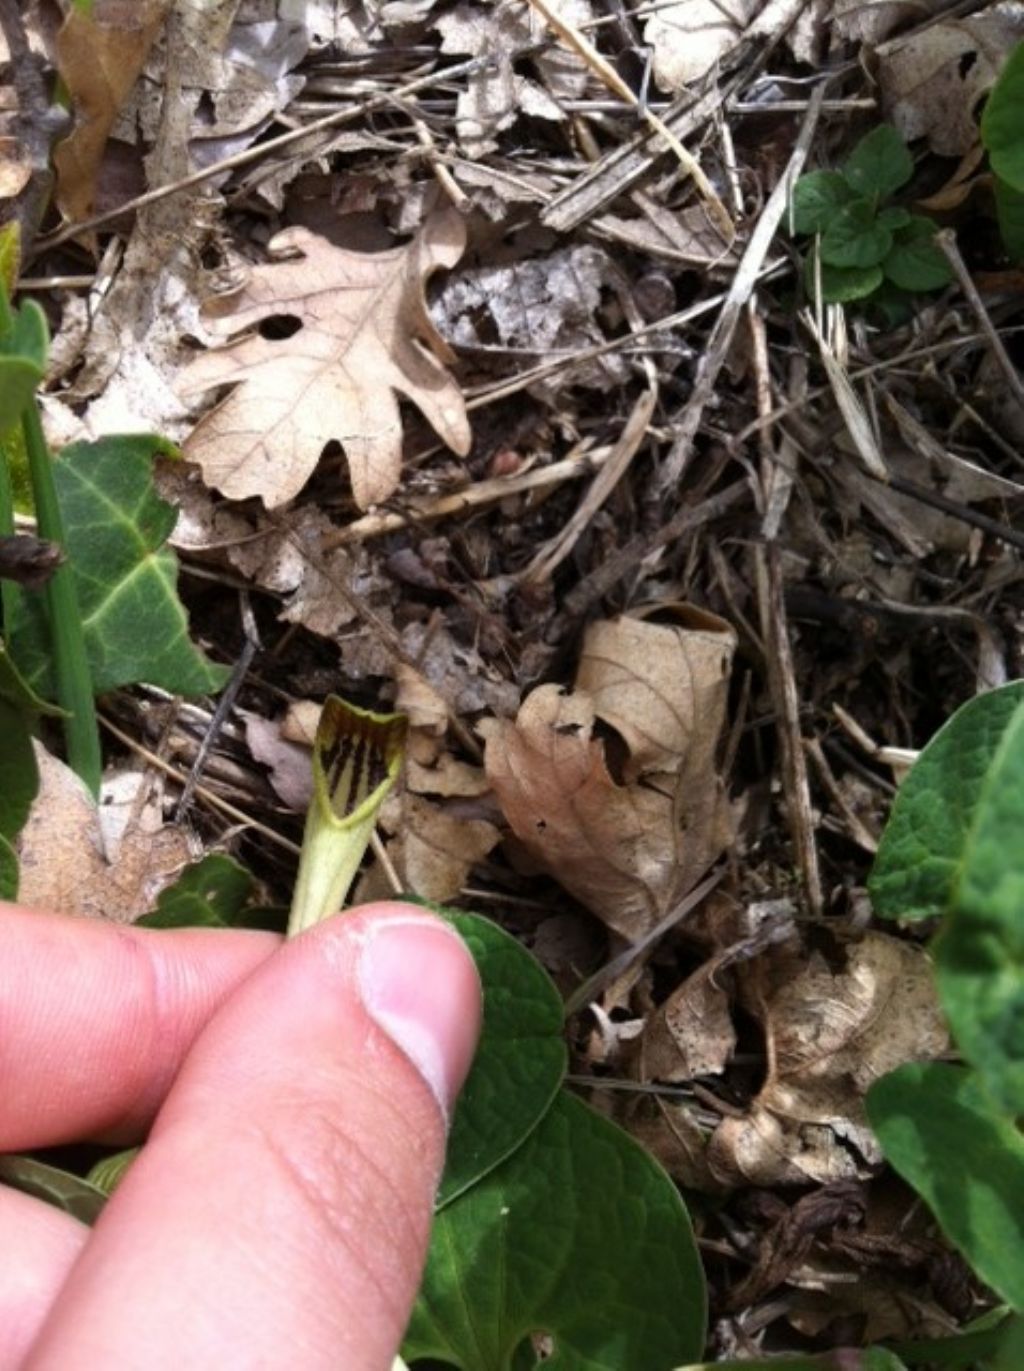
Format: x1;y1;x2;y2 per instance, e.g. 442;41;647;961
438;909;566;1206
841;124;914;199
790;171;854;234
876;206;911;231
870;683;1024;921
884;218;952;292
821;200;893;268
982;41;1024;191
406;1090;706;1370
804;253;883;304
867;1062;1024;1312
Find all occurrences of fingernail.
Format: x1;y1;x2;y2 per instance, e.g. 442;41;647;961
358;917;481;1119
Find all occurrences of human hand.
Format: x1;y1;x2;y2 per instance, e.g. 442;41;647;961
0;900;481;1369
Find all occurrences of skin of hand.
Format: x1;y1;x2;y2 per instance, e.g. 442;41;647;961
0;899;482;1370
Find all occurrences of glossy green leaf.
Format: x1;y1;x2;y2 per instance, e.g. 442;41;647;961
995;175;1024;262
866;1062;1024;1312
406;1090;705;1371
870;683;1024;921
438;909;566;1207
0;1154;107;1225
805;252;883;304
884;218;952;292
981;41;1024;191
937;698;1024;1112
8;436;228;697
821;200;893;268
139;853;257;929
790;170;854;234
0;835;17;901
890;1312;1016;1368
841;124;914;199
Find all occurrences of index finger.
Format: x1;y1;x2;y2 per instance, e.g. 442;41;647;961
0;903;277;1149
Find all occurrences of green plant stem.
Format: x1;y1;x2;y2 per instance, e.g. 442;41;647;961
20;402;101;794
0;440;20;632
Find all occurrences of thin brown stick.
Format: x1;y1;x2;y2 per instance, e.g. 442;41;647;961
936;228;1024;414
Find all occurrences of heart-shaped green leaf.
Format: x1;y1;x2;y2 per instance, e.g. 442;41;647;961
8;436;228;697
438;909;566;1207
870;682;1024;921
982;41;1024;191
139;853;259;929
867;1062;1024;1312
406;1090;705;1370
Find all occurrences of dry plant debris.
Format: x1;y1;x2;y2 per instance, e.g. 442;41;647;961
5;0;1024;1352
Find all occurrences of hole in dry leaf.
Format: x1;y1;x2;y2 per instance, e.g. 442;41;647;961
591;718;629;785
257;314;303;340
958;50;978;79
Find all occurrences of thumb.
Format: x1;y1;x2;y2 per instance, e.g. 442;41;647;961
27;903;482;1371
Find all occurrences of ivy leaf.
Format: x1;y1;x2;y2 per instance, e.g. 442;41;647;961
405;1091;706;1371
867;1062;1024;1312
841;124;914;200
995;175;1024;262
821;200;893;268
981;40;1024;192
883;217;952;292
790;171;854;234
8;436;228;697
870;682;1024;921
438;909;566;1206
804;253;883;304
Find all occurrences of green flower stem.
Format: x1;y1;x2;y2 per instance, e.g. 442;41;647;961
20;402;101;794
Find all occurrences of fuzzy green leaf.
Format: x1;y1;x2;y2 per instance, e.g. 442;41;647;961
870;683;1024;921
8;436;228;697
936;698;1024;1113
821;200;893;268
438;909;566;1206
405;1091;706;1371
982;41;1024;191
867;1063;1024;1312
841;124;914;199
883;218;952;292
790;171;854;234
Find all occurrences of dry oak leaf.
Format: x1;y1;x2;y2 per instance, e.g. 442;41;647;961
706;932;948;1189
180;209;472;510
483;607;736;941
